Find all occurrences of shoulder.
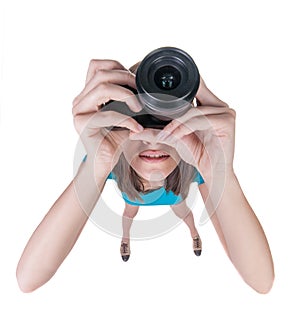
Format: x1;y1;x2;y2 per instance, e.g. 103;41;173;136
193;168;205;185
107;172;117;180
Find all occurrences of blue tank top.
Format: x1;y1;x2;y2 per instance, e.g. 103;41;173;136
82;155;204;206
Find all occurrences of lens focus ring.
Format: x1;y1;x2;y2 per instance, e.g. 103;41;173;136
136;47;200;117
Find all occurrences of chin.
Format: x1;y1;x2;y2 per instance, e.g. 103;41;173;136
135;165;175;180
130;155;178;179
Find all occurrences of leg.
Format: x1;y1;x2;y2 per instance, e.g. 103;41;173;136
171;200;198;238
122;202;139;243
120;203;139;262
171;200;202;256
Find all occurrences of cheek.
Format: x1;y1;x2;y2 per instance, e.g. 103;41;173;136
122;142;141;163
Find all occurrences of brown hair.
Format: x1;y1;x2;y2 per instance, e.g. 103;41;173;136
112;153;197;203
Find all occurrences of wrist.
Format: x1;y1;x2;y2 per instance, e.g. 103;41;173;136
78;157;110;190
200;168;238;212
200;165;236;185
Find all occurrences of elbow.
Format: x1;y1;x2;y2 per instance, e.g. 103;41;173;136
16;268;36;293
16;275;35;293
16;264;44;293
16;256;59;293
247;269;275;295
232;251;275;294
252;278;274;294
17;281;36;294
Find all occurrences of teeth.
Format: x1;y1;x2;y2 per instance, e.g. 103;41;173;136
141;155;168;158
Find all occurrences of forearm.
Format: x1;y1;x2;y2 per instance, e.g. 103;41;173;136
16;160;108;292
204;171;274;293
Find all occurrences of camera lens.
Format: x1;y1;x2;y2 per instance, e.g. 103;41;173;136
136;47;200;120
154;66;181;90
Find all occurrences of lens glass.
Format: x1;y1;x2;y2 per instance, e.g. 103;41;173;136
154;66;181;90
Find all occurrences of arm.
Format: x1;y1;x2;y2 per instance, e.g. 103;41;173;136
16;159;109;293
198;183;229;256
199;173;274;294
156;70;274;293
17;59;143;293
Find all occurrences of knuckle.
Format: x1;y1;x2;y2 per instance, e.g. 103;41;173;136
126;70;135;80
166;121;174;129
174;126;183;135
89;59;123;70
89;59;109;73
224;111;236;125
97;82;109;93
89;58;101;66
99;111;111;121
190;107;200;116
169;119;178;127
111;60;122;68
94;69;103;76
72;96;79;108
73;116;81;134
72;105;78;116
127;117;136;126
228;108;236;118
89;59;99;70
95;68;107;76
125;70;132;83
94;69;108;82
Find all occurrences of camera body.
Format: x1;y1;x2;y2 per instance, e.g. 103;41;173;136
103;47;200;129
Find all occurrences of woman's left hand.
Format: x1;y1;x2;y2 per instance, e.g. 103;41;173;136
157;80;236;181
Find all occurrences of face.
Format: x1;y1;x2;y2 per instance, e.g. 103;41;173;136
122;129;181;183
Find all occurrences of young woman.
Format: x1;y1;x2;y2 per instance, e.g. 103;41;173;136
16;59;274;294
83;137;204;261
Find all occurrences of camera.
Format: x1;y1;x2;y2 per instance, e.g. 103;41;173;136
103;46;200;129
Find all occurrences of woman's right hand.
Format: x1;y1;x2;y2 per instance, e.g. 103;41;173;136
72;60;143;177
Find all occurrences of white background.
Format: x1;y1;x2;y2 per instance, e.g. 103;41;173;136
1;0;300;330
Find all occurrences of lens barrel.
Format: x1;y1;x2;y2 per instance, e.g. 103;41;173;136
101;47;200;129
136;47;200;118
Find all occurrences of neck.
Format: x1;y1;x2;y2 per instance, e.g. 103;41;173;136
142;179;165;191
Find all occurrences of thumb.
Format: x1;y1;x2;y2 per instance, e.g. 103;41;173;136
196;76;228;107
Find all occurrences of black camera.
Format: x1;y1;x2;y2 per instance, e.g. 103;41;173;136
103;46;200;129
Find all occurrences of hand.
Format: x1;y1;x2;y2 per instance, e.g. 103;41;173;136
72;60;143;176
157;76;236;180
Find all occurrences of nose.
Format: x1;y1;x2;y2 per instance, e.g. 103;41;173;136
129;129;161;145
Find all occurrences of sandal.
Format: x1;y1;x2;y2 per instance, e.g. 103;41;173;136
120;241;131;262
193;236;202;256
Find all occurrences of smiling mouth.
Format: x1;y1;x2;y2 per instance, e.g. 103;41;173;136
139;150;170;163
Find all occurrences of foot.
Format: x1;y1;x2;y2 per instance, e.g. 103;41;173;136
192;236;202;256
120;241;131;262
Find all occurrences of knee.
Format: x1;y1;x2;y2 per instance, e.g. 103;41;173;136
170;206;180;218
123;204;139;219
171;205;191;220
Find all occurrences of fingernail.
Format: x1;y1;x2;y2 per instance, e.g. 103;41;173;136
137;124;144;132
130;99;143;113
129;130;140;138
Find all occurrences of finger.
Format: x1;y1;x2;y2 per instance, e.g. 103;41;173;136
85;59;125;85
156;119;206;144
72;83;142;117
73;69;136;108
129;61;141;74
73;112;95;136
167;118;210;140
196;76;228;107
128;128;162;142
84;111;144;136
168;113;234;140
158;107;228;137
155;132;198;165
